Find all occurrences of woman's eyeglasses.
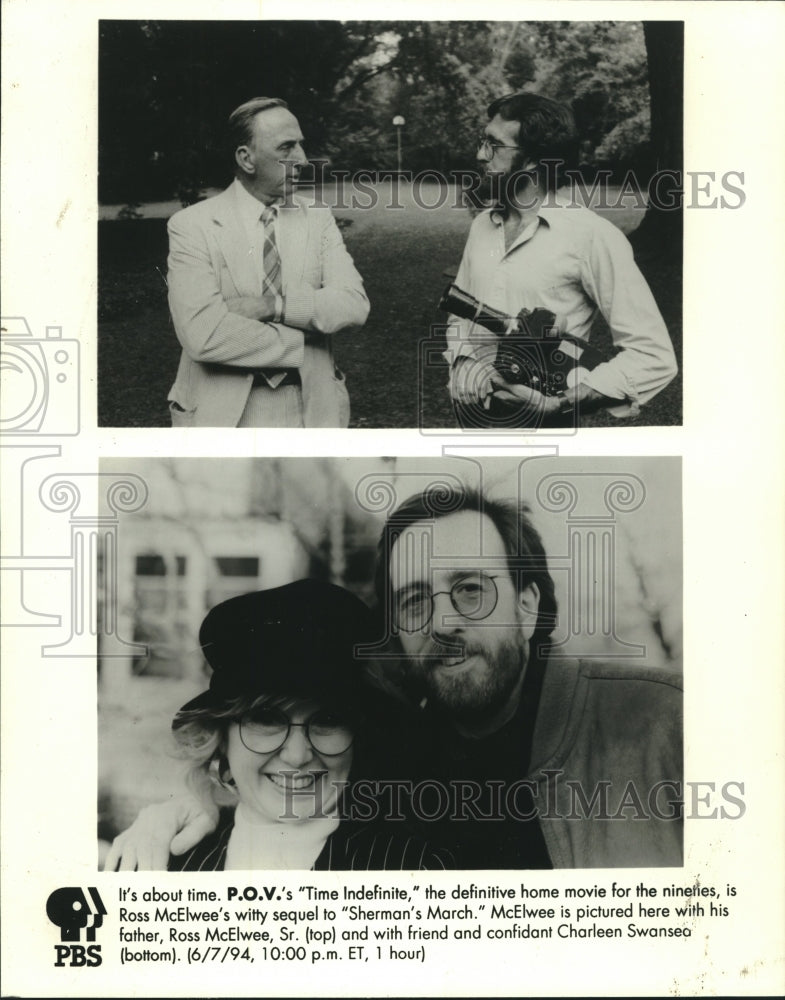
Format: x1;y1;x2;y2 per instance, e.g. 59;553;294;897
239;708;354;756
394;573;501;633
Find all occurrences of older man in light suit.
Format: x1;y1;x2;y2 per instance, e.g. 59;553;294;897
167;97;369;428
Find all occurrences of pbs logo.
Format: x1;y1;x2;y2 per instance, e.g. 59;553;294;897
46;887;106;968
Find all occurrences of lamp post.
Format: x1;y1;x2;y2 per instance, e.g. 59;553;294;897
392;115;405;173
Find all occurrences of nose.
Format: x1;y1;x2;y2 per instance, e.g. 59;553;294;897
477;142;490;164
431;590;462;635
277;724;314;768
292;143;307;165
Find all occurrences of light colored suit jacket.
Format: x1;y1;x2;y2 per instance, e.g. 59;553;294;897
167;184;369;427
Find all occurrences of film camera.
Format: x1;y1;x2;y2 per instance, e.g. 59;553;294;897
438;284;608;396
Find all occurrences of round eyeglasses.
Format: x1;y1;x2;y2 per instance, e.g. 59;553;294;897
477;137;525;158
239;708;354;757
394;573;501;633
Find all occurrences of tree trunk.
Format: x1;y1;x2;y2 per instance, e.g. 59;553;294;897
631;21;684;255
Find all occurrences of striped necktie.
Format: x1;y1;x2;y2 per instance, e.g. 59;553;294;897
260;205;283;319
256;205;289;390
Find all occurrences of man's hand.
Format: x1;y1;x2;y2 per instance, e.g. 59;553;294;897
103;796;219;871
448;350;498;408
491;376;617;418
489;376;562;418
225;296;278;323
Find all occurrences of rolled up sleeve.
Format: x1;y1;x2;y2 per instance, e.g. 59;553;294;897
441;238;498;366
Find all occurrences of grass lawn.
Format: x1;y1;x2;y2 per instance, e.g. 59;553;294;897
98;183;681;428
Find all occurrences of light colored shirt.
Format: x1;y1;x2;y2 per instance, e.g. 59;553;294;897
224;803;339;871
445;199;678;417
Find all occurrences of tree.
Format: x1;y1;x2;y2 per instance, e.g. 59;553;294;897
99;20;668;202
630;22;684;252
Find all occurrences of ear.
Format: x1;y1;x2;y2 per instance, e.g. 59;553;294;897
517;582;540;640
235;145;254;176
216;754;236;788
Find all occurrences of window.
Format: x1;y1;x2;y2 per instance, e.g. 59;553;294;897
214;557;260;577
135;554;186;576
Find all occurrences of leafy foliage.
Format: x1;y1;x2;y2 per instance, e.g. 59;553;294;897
99;20;657;202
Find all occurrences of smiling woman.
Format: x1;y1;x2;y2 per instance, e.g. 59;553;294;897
169;697;356;871
149;579;453;872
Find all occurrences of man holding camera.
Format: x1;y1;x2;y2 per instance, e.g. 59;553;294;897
167;97;369;428
446;93;677;428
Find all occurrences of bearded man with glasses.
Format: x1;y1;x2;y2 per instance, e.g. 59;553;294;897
367;484;683;868
446;92;678;427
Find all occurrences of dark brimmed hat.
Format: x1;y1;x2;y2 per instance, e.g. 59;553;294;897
176;580;374;717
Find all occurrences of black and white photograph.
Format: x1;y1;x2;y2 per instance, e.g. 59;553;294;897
98;19;683;431
98;456;683;872
1;1;784;997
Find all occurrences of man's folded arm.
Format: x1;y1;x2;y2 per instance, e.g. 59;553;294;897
167;215;305;369
282;212;370;335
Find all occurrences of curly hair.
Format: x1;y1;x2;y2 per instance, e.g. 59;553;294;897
172;693;293;807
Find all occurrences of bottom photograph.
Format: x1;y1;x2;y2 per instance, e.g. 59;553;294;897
98;455;682;872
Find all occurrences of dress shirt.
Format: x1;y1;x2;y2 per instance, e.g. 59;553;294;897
445;197;677;417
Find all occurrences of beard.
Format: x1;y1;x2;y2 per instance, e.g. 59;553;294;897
408;627;527;722
477;151;536;209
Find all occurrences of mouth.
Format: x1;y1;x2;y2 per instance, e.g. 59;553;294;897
265;772;322;792
432;652;483;674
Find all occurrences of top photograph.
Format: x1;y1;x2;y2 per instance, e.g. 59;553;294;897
98;19;683;431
